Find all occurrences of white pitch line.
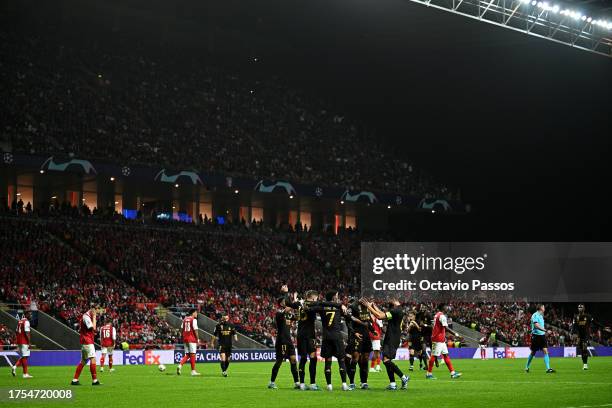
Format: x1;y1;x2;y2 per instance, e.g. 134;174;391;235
417;379;612;386
562;404;612;408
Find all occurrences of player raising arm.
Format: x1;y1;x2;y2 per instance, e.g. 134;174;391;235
99;318;116;372
284;289;323;391
360;297;410;390
268;297;300;389
71;307;101;386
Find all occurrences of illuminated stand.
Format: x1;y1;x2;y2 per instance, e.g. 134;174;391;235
406;0;612;57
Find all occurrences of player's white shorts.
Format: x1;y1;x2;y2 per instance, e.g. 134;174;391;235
431;342;449;357
81;344;96;360
371;340;381;351
18;344;30;357
185;343;197;354
479;344;486;350
101;347;114;355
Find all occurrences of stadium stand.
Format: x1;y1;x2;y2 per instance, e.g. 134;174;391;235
2;211;609;348
0;29;452;199
0;217;178;349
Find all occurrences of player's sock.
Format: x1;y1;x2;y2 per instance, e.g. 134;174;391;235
270;360;282;382
16;358;22;367
526;354;534;369
392;361;404;377
22;358;28;375
427;355;436;373
409;355;414;366
582;353;588;365
225;360;230;371
309;357;317;384
180;355;189;367
338;358;347;383
73;362;85;380
100;355;105;367
383;360;395;383
90;360;97;381
324;361;332;385
359;359;369;384
108;356;113;370
189;354;196;371
371;359;376;368
298;358;307;384
544;354;551;370
290;361;299;383
347;357;356;384
220;360;225;372
442;354;454;373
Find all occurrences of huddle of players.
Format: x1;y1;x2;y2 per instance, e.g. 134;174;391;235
268;286;462;391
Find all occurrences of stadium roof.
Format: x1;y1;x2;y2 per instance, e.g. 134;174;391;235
404;0;612;57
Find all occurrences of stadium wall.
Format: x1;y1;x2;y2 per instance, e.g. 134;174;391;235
1;347;611;367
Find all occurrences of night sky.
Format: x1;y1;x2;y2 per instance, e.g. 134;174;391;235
5;0;612;238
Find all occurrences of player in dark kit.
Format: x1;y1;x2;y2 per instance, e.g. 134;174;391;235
268;297;300;389
345;299;374;390
212;315;237;377
407;312;425;371
307;291;350;391
361;298;410;390
573;304;593;370
292;290;322;391
420;313;438;368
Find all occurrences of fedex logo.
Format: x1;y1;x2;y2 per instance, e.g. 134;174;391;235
492;347;516;359
122;350;162;365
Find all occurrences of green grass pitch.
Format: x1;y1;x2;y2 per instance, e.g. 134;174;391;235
2;358;611;408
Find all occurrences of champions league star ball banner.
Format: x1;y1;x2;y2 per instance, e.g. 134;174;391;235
361;242;612;302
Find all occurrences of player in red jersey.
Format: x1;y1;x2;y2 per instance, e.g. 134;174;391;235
12;312;33;378
71;307;101;386
177;309;201;376
479;333;489;360
99;318;116;372
426;304;462;379
369;315;383;372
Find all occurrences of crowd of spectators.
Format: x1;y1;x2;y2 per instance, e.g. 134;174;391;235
0;324;15;350
0;218;178;348
1;213;609;348
0;28;453;200
51;220;359;345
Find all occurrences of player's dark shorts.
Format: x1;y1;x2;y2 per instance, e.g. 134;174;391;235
345;335;357;355
219;345;232;355
358;335;373;354
382;342;398;360
297;336;317;356
409;336;422;351
320;338;345;359
530;334;547;352
275;342;296;360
